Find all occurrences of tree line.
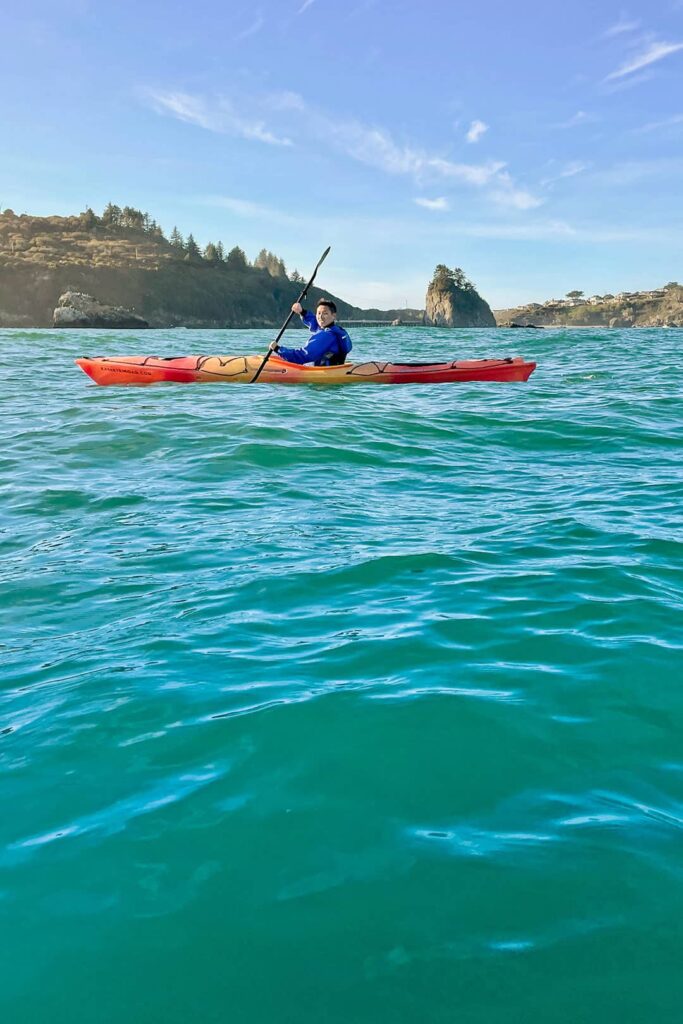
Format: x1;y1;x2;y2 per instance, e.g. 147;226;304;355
76;205;298;279
431;264;477;292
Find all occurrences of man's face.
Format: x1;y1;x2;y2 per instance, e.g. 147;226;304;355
316;304;335;328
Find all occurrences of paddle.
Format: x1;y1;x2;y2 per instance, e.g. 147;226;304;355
250;245;331;383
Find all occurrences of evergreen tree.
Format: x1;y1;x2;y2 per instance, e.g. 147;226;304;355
226;245;248;270
255;249;288;277
432;264;453;284
254;248;270;270
431;264;475;291
170;226;184;250
216;241;225;262
203;242;219;262
120;206;145;230
102;203;122;227
80;207;98;230
290;269;304;284
185;233;201;260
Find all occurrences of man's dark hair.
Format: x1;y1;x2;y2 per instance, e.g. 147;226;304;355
317;298;337;314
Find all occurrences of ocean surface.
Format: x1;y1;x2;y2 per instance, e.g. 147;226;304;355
1;325;682;1023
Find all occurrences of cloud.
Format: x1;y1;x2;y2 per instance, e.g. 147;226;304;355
146;87;538;210
540;161;590;186
298;0;316;11
194;196;298;225
146;90;220;132
424;156;506;185
414;197;449;211
554;110;597;129
326;119;505;186
637;113;683;132
605;39;683;80
591;158;683;185
466;119;489;143
446;220;676;244
604;15;641;37
266;90;307;112
145;89;293;146
236;13;264;39
489;172;544;210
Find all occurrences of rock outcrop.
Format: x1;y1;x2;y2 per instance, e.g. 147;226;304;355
425;266;495;327
495;285;683;328
53;291;149;328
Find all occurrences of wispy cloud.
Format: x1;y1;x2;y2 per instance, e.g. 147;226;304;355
489;172;544;210
554;110;597;129
414;197;449;211
605;39;683;80
604;15;641;37
591;157;683;185
195;196;298;225
236;13;264;40
636;113;683;132
603;70;654;93
541;161;590;186
446;220;676;244
266;90;307;112
466;119;489;143
146;90;219;132
146;87;540;209
298;0;316;11
145;89;293;146
325;119;505;186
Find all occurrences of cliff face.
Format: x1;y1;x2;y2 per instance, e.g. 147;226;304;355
495;286;683;328
425;276;495;328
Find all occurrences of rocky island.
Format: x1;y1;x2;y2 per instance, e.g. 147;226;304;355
424;265;495;327
54;291;149;329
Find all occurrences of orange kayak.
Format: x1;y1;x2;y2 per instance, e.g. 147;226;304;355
75;353;536;387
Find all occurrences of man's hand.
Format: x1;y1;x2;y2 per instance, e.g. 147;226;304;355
291;302;303;315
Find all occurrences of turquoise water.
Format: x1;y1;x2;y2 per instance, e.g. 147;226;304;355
1;326;682;1023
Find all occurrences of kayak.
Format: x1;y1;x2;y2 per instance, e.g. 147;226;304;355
76;353;536;386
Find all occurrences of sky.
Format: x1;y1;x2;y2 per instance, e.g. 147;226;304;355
1;0;682;309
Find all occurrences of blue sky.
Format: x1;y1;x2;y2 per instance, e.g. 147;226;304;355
1;0;682;308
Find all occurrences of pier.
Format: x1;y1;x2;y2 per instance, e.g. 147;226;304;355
343;319;425;327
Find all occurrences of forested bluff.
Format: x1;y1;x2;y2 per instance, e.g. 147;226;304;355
0;205;420;329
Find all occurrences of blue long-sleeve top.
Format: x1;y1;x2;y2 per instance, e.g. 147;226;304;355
276;310;352;366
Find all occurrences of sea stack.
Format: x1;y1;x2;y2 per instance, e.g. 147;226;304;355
425;265;496;327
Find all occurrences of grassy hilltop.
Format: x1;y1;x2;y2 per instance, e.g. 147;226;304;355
0;205;420;329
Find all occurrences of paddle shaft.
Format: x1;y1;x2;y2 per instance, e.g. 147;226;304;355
250;246;331;383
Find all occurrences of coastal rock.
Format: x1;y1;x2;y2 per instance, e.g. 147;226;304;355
425;266;495;327
496;285;683;328
53;291;148;328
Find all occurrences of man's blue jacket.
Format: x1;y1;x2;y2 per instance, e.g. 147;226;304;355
276;310;352;366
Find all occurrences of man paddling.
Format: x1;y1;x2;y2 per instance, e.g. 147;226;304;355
274;298;352;366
